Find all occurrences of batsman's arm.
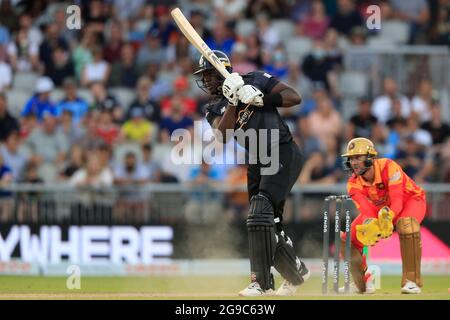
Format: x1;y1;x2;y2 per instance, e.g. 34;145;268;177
269;81;302;108
210;105;237;143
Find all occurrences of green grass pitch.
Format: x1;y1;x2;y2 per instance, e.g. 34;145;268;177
0;275;448;299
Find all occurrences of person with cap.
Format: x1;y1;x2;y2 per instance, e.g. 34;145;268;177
341;137;427;294
21;76;57;122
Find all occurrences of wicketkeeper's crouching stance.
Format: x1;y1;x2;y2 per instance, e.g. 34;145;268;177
341;138;426;294
194;50;310;296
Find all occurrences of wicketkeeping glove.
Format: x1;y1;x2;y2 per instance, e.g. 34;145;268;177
356;218;382;246
222;72;244;106
237;85;264;107
377;206;394;239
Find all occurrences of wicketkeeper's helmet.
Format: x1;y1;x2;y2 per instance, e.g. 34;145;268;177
341;137;378;174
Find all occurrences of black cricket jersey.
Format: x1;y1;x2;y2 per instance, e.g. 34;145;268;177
204;71;294;157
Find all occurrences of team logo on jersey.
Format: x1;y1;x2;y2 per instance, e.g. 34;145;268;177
236;105;254;129
349;142;355;150
377;183;385;190
389;171;401;182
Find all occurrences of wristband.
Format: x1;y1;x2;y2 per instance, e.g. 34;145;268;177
262;92;282;108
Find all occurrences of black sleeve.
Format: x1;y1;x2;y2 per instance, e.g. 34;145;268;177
249;71;280;94
205;99;227;126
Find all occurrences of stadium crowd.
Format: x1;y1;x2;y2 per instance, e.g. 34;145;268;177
0;0;449;208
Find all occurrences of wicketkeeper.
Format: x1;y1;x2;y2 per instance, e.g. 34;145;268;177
341;137;426;294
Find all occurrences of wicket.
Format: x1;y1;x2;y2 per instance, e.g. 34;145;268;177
322;195;352;294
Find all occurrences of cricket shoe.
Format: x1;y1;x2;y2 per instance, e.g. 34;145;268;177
401;280;421;294
275;261;311;296
339;272;375;294
238;282;275;297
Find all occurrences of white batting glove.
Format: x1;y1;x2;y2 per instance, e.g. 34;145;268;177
222;72;244;106
237;85;264;107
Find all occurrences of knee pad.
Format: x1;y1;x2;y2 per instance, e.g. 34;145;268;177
246;193;276;290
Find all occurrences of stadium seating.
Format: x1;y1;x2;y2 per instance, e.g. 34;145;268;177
285;37;313;64
12;72;39;92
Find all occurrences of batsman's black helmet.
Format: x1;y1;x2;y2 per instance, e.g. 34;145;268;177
193;50;232;76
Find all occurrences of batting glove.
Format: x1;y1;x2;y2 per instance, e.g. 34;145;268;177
222;72;244;106
237;85;264;107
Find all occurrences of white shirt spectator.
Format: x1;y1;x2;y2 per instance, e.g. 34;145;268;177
7;41;39;72
83;60;109;84
371;95;411;124
0;61;12;90
411;96;431;123
69;168;114;187
213;0;246;19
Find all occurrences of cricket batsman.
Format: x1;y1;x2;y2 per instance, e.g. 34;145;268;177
194;50;310;296
341;137;426;294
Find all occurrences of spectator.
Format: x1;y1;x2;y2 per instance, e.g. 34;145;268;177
136;29;167;69
69;153;113;188
7;28;40;72
298;0;329;40
21;76;58;122
329;0;363;36
103;20;124;64
159;96;194;142
205;20;235;57
39;22;69;74
411;79;435;123
94;110;119;146
346;97;380;140
60;144;85;181
246;0;291;19
161;76;197;117
0;58;12;91
145;63;172;101
224;164;248;222
44;45;75;86
113;152;150;185
429;4;450;46
126;76;161;123
57;109;84;145
0;153;12;187
141;143;161;182
129;4;155;42
390;0;430;44
301;40;336;93
0;152;13;222
120;108;155;144
184;161;222;224
72;28;95;82
255;12;279;51
263;45;289;78
0;131;28;182
244;33;263;68
56;77;89;126
282;63;313;109
230;42;257;75
113;150;150;223
84;0;107;34
0;93;19;142
25;112;68;169
421;102;450;146
371;77;411;124
213;0;246;22
89;81;123;123
298;150;337;184
395;135;427;179
188;9;212;42
307;96;342;149
295;116;323;160
109;43;139;88
0;0;17;31
81;46;110;86
148;5;178;48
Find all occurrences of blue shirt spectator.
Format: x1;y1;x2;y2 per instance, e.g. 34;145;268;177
56;78;88;126
21;77;57;121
